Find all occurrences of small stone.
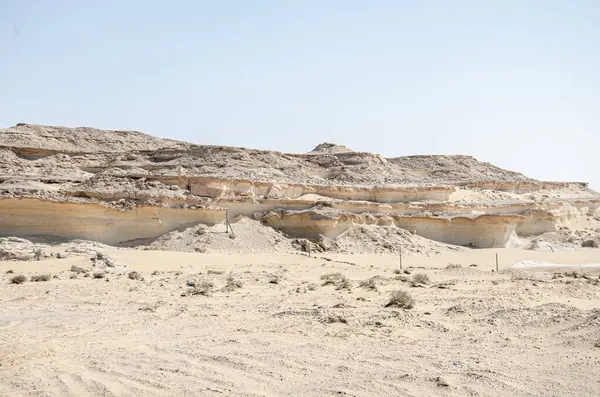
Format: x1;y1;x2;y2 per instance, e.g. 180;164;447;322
435;377;450;387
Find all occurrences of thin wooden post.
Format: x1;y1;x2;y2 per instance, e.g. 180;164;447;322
225;211;235;237
399;246;403;270
495;252;499;272
308;243;311;258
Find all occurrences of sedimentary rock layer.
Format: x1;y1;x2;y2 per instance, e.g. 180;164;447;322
0;198;224;245
0;123;598;249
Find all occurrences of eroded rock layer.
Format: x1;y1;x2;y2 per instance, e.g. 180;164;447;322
1;123;599;250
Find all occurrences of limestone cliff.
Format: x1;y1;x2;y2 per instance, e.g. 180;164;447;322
0;123;598;250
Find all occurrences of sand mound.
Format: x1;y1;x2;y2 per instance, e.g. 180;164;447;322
138;217;294;253
334;224;465;255
136;218;465;256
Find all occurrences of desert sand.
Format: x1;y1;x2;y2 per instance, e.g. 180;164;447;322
1;247;599;397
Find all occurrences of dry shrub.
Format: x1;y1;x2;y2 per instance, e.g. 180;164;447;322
510;270;536;281
359;277;378;291
321;272;352;290
222;274;243;292
393;268;402;274
435;377;450;387
564;271;582;278
412;273;430;285
321;272;344;285
207;269;224;275
446;263;462;269
307;283;318;291
322;314;348;324
6;269;14;274
191;281;214;296
93;272;105;279
268;275;280;284
10;275;27;284
70;265;88;274
337;278;352;291
384;290;415;309
128;271;143;280
31;274;51;282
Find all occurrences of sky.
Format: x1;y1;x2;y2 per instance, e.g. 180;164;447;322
1;1;598;188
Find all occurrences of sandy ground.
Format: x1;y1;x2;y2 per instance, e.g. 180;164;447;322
1;248;600;396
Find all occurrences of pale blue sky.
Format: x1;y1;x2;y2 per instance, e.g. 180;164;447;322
1;1;598;188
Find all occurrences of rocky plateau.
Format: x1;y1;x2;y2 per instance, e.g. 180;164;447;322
1;123;599;253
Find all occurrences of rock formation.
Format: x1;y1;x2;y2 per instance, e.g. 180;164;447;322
1;123;599;250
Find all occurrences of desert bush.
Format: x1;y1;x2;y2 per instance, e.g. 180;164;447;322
359;277;378;291
564;271;582;278
384;290;415;309
268;275;280;284
337;278;352;291
321;272;344;285
207;269;224;275
393;268;402;274
10;275;27;284
222;274;243;291
128;271;142;280
191;281;214;296
446;263;462;269
31;274;51;282
321;272;352;290
412;273;430;285
93;272;105;279
510;271;536;281
435;377;450;387
395;275;409;282
322;314;348;324
70;265;88;274
33;248;44;261
307;283;318;291
6;269;14;274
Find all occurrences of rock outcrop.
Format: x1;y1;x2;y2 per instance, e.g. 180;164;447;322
0;123;598;250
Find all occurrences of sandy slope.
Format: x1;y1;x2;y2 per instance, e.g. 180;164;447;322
1;248;599;397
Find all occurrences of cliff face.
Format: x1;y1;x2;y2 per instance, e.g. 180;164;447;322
0;123;598;249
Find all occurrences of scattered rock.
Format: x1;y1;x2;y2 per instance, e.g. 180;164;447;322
435;376;450;387
128;271;143;280
582;240;598;248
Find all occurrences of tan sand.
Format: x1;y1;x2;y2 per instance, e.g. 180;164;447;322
1;248;599;396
